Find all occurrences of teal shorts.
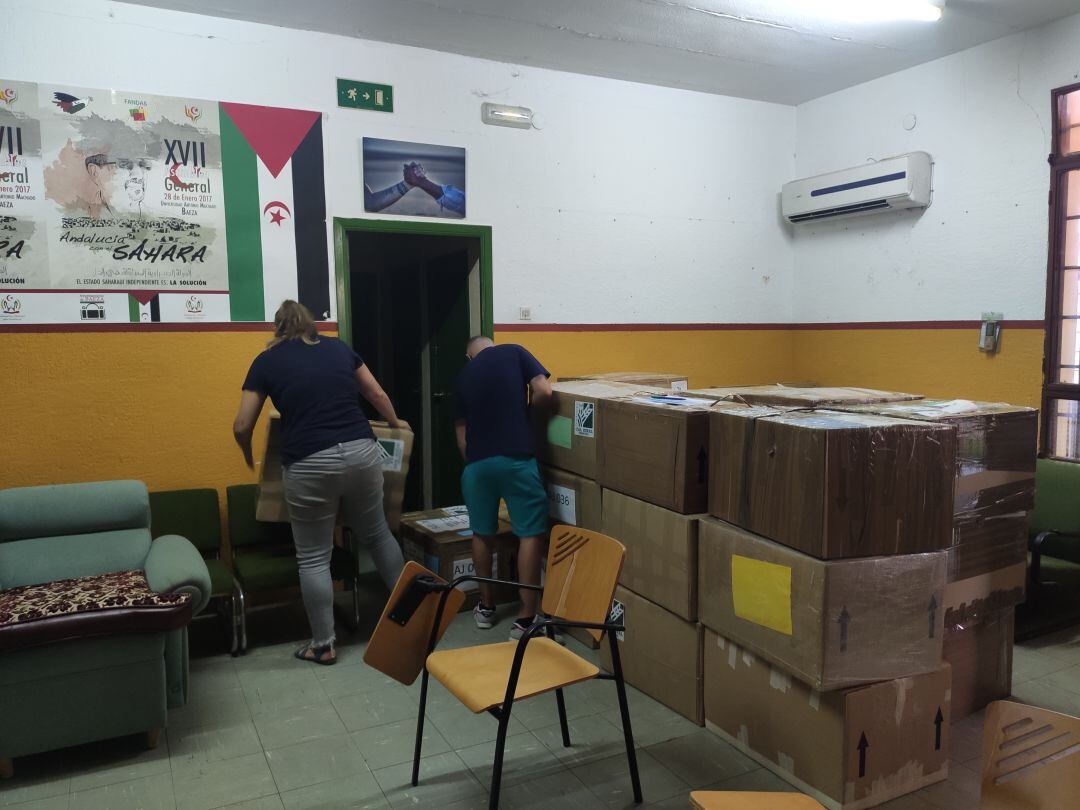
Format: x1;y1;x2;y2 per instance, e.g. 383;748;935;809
462;456;549;538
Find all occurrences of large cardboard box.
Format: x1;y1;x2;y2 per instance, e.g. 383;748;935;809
601;489;700;621
256;414;414;532
837;400;1037;520
536;381;662;479
944;607;1014;719
698;518;946;691
559;371;689;390
688;385;920;407
948;512;1028;582
704;629;951;810
540;466;602;531
399;508;517;612
601;586;704;724
942;561;1026;627
599;394;728;514
709;407;956;558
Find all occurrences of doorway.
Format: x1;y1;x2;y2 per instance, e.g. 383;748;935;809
333;219;493;512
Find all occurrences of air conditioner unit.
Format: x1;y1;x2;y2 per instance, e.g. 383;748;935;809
782;152;933;224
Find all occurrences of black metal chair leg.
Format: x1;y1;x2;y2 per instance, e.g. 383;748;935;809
608;635;643;804
489;707;514;810
555;688;571;747
412;669;430;787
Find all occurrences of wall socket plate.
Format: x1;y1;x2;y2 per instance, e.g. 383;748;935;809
518;307;532;321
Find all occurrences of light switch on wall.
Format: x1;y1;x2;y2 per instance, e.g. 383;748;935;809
518;307;532;321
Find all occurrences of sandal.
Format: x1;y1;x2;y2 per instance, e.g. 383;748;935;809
294;642;337;666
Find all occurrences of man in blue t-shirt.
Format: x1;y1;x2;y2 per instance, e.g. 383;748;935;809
455;336;552;638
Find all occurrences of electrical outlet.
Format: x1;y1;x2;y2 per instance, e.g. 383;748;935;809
518;307;532;321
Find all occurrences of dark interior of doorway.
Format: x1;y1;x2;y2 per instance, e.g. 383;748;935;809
347;231;478;513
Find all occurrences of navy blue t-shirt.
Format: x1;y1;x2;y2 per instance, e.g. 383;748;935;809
455;344;549;464
242;337;374;466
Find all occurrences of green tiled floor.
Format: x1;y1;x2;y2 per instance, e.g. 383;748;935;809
4;600;1080;810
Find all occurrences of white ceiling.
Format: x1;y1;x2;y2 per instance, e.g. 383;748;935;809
118;0;1080;104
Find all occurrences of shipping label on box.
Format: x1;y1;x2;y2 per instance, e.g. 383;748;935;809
540;466;602;531
704;629;951;810
451;553;499;592
547;483;577;524
698;518;946;691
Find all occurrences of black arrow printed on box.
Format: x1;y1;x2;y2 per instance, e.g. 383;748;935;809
928;595;937;639
838;606;850;653
934;707;943;751
697;448;708;484
857;732;869;778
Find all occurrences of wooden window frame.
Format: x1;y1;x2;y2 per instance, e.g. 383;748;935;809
1040;81;1080;458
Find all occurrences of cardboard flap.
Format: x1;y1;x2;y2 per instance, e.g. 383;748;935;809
363;561;465;685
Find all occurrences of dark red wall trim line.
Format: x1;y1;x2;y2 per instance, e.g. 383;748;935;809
494;320;1045;332
0;322;337;334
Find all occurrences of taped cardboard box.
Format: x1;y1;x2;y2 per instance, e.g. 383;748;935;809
709;407;956;558
559;371;689;390
599;394;730;514
698;518;946;691
944;607;1014;719
837;399;1036;520
688;385;921;408
256;414;414;532
399;508;516;612
601;586;704;724
601;488;700;621
703;629;950;810
948;512;1028;582
942;561;1026;627
540;466;602;531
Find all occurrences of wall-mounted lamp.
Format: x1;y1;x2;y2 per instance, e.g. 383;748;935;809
481;102;534;129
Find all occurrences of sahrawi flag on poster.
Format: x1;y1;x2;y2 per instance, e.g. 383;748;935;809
128;102;329;323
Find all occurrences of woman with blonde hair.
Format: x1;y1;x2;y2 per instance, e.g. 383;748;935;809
233;300;407;664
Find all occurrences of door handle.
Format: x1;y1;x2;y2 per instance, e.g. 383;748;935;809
432;392;453;400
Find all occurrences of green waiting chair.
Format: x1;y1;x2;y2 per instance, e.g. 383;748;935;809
225;484;361;652
1029;457;1080;592
149;488;242;656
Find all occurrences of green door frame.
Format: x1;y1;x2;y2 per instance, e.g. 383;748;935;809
332;217;494;347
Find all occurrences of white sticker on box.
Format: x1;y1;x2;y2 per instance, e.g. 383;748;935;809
442;505;469;516
574;401;595;438
378;439;405;472
416;514;470;533
671;380;689;391
547;483;577;524
609;599;625;642
451;553;498;592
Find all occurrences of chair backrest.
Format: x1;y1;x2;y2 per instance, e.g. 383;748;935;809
226;484;294;549
0;480;152;589
1029;458;1080;536
149;488;222;554
542;525;625;642
980;699;1080;809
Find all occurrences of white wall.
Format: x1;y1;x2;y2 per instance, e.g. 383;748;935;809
0;0;796;325
793;12;1080;324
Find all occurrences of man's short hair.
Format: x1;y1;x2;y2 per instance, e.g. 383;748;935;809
466;335;493;351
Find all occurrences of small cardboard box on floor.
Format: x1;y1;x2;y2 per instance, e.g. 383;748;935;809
709;407;956;558
599;394;729;514
399;508;517;612
704;629;951;810
256;413;414;532
698;518;946;691
601;488;700;621
687;385;920;408
601;585;704;724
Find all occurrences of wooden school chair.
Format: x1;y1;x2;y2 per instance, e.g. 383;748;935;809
980;699;1080;809
364;526;641;810
689;791;825;809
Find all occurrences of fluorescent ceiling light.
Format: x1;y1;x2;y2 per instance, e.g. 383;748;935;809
802;0;944;23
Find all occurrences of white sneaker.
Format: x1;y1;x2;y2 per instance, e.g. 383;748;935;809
473;602;496;630
509;615;565;644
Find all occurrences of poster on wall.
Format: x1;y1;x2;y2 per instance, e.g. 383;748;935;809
0;79;329;326
362;137;465;219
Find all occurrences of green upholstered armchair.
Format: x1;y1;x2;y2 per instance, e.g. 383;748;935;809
0;480;211;778
1029;458;1080;590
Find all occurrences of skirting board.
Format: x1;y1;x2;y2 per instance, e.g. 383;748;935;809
703;720;949;810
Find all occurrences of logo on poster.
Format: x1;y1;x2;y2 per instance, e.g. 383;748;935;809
184;105;202;123
79;294;106;320
184;295;205;318
129;106;147;122
1;294;21;316
0;88;16;107
52;92;92;114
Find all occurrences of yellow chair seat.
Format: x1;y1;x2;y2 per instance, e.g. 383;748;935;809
690;791;825;809
426;638;599;713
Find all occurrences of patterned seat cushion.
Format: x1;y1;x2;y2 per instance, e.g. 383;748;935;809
0;569;193;652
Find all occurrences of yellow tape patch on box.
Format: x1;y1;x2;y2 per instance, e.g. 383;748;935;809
731;555;793;635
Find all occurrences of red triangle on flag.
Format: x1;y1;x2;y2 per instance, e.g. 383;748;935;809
130;291;157;305
220;102;320;178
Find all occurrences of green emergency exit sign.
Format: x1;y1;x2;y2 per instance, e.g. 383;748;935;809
337;78;394;113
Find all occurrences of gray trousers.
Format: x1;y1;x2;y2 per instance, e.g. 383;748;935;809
283;438;405;646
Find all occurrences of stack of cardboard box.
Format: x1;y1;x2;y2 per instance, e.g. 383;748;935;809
831;399;1037;718
697;392;959;808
